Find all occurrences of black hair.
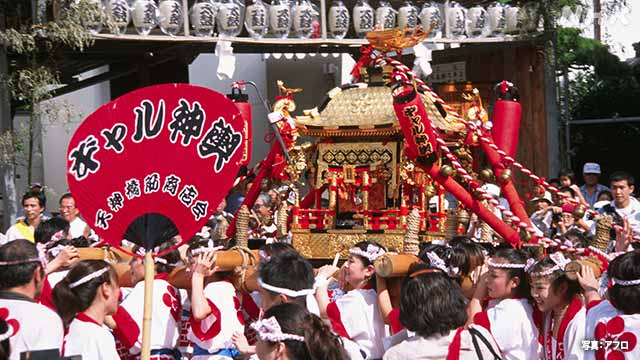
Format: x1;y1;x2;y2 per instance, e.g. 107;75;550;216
492;248;531;299
450;239;486;277
0;318;9;359
607;250;640;315
186;236;227;257
34;217;70;246
58;193;74;205
259;253;314;308
418;243;451;265
528;252;581;302
559;228;588;248
22;190;46;208
558;169;575;180
0;240;43;290
399;264;467;338
610;171;635;188
132;240;181;274
260;243;298;258
262;303;348;360
417;243;463;282
52;260;117;326
558;186;576;198
350;240;386;289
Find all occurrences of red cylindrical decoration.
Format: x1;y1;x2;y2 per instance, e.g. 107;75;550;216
393;85;438;160
228;89;253;166
481;134;535;242
491;81;522;158
392;84;521;246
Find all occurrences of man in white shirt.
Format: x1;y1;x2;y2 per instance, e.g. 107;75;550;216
58;193;97;241
603;171;640;234
0;240;64;359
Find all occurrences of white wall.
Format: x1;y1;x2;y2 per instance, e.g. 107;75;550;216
188;53;270;167
39;67;111;203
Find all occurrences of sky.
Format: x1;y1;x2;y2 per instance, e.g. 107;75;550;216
558;0;638;60
601;0;639;60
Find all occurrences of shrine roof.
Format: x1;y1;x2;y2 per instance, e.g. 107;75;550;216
295;83;466;137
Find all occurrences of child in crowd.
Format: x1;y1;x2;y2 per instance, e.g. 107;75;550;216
252;302;348;360
112;243;183;359
234;246;320;358
33;217;82;310
52;260;120;359
315;241;387;359
584;250;640;360
467;248;542;360
384;264;501;359
528;252;586;360
559;169;589;208
0;240;64;360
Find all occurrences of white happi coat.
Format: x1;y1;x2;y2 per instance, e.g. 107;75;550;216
177;289;193;357
538;297;586;360
473;298;542;360
326;287;386;359
187;280;245;357
585;300;640;360
64;313;120;360
112;274;182;355
0;291;64;360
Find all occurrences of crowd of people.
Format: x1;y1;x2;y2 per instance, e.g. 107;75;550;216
0;161;638;360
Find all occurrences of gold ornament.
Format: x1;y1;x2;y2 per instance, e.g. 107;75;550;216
440;165;455;177
456;208;471;230
499;168;512;182
423;184;437;199
573;205;586;219
479;168;493;181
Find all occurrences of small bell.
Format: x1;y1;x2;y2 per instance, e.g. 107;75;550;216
440;165;455;177
499;168;512;182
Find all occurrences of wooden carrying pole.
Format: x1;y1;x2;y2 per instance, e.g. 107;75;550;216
141;250;154;360
374;254;421;278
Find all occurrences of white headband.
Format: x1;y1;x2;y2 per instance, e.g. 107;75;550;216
0;257;41;266
528;253;571;277
251;317;305;342
488;258;527;269
190;246;224;257
349;244;386;262
426;252;459;276
0;323;13;342
258;278;315;298
611;277;640;287
259;250;271;262
135;246;182;266
69;267;109;289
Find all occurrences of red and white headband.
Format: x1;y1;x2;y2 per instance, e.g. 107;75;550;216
349;244;386;262
251;317;304;342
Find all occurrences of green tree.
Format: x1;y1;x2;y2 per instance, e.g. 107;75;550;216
0;0;100;227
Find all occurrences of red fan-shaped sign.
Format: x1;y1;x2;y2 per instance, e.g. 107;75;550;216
66;83;245;247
